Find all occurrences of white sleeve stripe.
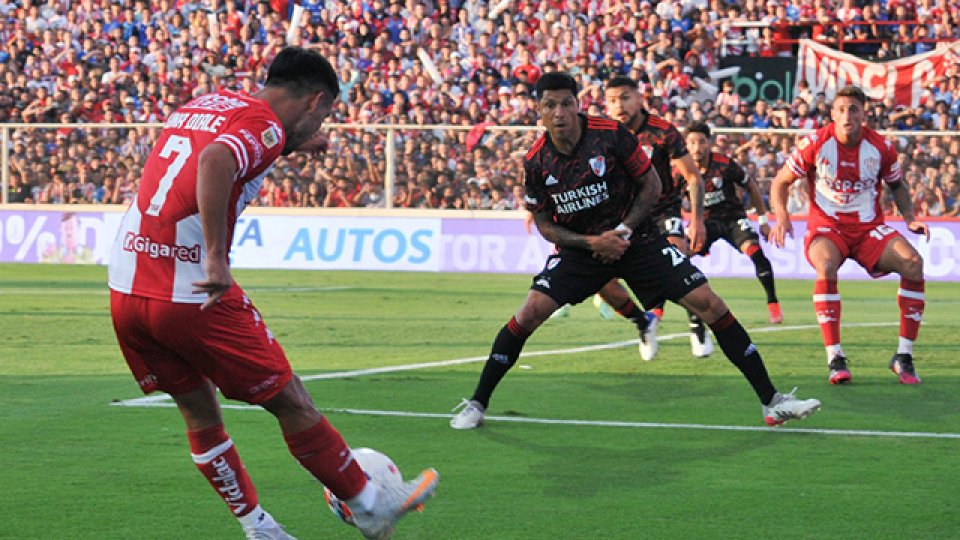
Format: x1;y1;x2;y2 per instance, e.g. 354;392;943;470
220;134;249;177
813;294;841;302
216;135;249;177
216;136;245;175
191;438;234;464
897;289;925;300
786;156;806;177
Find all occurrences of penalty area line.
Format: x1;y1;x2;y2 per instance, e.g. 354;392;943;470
108;400;960;440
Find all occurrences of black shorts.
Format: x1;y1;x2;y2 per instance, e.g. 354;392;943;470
698;215;760;256
530;236;708;309
653;201;684;238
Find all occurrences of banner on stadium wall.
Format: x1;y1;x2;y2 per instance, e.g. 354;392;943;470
1;210;959;281
718;57;798;104
795;39;960;107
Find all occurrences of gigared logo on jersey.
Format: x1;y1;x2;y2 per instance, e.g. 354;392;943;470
261;126;280;149
589;156;606;177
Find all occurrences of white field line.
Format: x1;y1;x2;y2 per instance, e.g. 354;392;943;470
106;320;960;440
110;402;960;440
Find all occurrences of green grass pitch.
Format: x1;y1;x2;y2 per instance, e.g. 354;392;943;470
2;264;959;539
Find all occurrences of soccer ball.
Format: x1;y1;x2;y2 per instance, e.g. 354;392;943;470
324;447;403;526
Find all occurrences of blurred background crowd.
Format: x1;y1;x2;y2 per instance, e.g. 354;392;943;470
2;0;959;217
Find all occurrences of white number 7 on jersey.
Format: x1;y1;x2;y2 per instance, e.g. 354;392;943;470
146;135;192;217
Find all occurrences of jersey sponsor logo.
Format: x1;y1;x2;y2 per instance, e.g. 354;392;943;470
545;174;559;186
261;125;280;149
704;190;726;206
550;181;610;214
589;155;606;177
184;93;250;112
122;232;201;263
523;194;539;205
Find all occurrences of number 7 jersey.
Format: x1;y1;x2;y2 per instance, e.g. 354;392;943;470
108;91;286;303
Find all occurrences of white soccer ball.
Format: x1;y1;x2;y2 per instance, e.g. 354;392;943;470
324;447;403;526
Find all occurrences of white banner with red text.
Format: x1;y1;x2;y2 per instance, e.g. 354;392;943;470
795;39;960;108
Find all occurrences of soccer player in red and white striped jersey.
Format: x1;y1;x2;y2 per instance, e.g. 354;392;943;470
769;85;930;386
108;47;437;539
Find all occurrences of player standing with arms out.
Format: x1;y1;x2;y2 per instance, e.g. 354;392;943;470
450;72;820;431
683;122;783;324
601;76;712;359
108;47;438;540
768;85;929;385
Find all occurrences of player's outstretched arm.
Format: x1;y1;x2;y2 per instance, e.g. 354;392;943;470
674;153;706;253
744;176;771;239
889;181;931;241
193;143;240;310
768;165;798;248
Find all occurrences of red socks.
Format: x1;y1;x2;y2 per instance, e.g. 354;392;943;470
188;424;259;518
813;279;842;347
284;417;368;501
898;278;925;341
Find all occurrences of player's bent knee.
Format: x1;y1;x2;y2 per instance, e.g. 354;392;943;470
901;253;924;280
262;377;318;419
679;285;727;323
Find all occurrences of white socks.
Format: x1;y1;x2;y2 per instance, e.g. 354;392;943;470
346;481;379;513
897;337;914;355
825;344;844;362
237;505;269;529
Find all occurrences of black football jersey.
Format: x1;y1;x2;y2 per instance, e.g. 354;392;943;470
523;114;656;240
686;152;748;220
634;112;689;213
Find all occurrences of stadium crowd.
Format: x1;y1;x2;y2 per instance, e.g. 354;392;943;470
2;0;959;217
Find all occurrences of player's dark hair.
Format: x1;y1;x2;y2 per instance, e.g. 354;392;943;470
534;72;578;99
264;47;340;101
605;76;639;91
834;85;867;105
686;121;712;138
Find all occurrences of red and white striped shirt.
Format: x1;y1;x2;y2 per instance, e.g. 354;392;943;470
786;124;901;227
109;91;286;303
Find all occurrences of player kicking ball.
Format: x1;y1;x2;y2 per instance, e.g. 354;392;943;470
681;122;783;325
450;72;821;431
769;85;929;385
108;48;437;539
